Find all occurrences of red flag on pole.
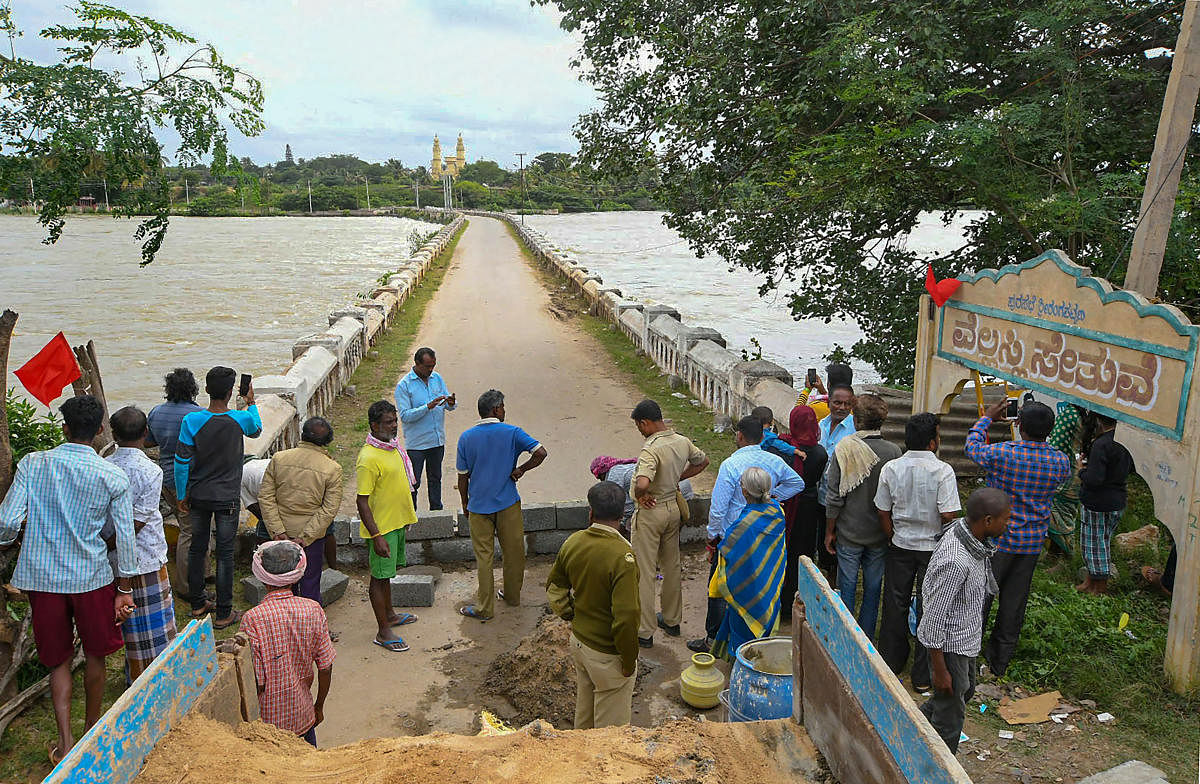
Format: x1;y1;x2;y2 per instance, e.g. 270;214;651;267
925;264;962;307
14;332;81;407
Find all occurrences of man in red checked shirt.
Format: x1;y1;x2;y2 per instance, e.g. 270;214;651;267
241;540;335;746
965;399;1071;678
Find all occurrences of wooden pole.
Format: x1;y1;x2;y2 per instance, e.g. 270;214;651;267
1125;0;1200;298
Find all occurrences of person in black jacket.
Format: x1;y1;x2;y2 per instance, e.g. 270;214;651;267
1077;413;1133;594
776;404;829;621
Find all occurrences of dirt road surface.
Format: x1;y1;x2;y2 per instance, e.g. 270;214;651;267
320;216;724;746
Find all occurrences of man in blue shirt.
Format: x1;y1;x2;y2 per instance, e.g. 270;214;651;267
145;367;204;598
687;415;805;653
394;347;456;511
175;366;262;630
0;395;137;763
814;384;856;575
456;389;547;621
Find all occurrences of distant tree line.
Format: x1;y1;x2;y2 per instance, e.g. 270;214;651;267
2;149;663;217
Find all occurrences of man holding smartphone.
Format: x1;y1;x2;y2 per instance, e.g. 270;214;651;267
394;347;455;511
175;366;262;630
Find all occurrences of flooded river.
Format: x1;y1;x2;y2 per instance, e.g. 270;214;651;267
524;211;976;383
1;214;440;409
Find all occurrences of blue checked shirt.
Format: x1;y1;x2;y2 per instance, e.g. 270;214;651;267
0;443;138;593
817;413;855;505
707;445;805;539
965;416;1072;555
394;370;455;450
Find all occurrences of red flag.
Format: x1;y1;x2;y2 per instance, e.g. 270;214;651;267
15;333;81;407
925;264;962;307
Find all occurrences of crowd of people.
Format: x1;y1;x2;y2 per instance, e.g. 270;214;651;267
0;349;1158;760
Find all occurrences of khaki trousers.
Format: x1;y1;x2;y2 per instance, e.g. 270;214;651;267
570;634;635;729
631;497;682;639
469;502;525;619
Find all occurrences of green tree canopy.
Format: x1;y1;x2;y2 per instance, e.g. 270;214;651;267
543;0;1198;382
459;159;508;185
0;1;263;264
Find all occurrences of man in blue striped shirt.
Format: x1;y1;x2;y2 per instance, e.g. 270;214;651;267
394;347;455;511
0;395;137;763
687;415;804;653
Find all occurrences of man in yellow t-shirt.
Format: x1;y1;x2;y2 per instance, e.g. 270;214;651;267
356;401;419;652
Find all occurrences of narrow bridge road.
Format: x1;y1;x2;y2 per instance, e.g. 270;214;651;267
317;216;707;746
397;214;648;510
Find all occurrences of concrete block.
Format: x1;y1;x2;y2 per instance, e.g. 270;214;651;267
680;525;708;545
555;501;591;530
340;544;368;566
405;511;456;541
347;517;364;544
456;511;471;537
1078;761;1167;784
319;569;350;607
390;573;435;607
241;575;268;606
331;515;353;545
688;495;711;523
521;502;556;532
527;529;574;555
429;538;478;562
405;542;427;566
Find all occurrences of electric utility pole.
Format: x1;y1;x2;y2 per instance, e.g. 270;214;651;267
515;152;527;224
413;182;420;209
307;180;313;214
1125;0;1200;298
103;177;110;210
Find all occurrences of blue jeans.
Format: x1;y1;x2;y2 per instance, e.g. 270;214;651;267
407;446;445;510
836;541;886;641
188;499;239;618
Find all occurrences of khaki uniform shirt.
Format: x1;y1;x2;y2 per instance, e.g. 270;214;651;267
258;442;344;546
546;524;641;673
634;429;706;501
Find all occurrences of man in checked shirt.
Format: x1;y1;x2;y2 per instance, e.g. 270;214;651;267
965;399;1070;678
241;540;335;746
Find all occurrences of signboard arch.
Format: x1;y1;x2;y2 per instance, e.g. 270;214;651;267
913;249;1200;693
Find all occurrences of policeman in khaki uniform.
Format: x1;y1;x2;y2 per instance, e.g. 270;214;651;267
628;399;709;648
547;481;642;729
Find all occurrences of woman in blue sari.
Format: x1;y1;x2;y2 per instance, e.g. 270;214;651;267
711;467;789;661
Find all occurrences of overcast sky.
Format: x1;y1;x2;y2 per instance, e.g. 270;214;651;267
14;0;595;170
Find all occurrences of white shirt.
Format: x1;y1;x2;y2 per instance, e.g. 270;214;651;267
873;450;961;551
240;459;270;508
105;447;168;574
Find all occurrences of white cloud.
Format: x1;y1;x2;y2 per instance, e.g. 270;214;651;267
14;0;595;167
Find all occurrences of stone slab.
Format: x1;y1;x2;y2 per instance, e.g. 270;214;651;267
680;525;708;545
688;496;711;525
331;515;353;545
319;569;349;607
521;502;556;532
555;501;591;530
406;511;456;541
390;574;435;607
527;529;574;555
1077;762;1168;784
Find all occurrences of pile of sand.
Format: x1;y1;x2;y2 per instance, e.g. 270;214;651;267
483;614;577;727
134;714;829;784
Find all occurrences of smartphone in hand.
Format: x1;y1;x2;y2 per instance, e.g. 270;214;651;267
239;373;252;397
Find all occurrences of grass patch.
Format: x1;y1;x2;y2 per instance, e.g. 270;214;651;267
325;220;467;475
959;473;1198;781
501;221;737;469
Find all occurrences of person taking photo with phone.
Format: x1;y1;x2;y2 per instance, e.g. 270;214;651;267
394;347;456;511
175;366;262;630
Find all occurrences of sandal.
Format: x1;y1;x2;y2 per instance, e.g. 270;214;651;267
190;600;216;619
373;637;410;653
459;605;491;621
48;743;63;766
389;612;418;626
213;610;241;630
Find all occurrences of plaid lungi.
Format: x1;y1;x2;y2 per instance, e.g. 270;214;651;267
1079;508;1122;579
123;566;177;682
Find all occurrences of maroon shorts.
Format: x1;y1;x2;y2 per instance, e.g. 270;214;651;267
27;584;125;668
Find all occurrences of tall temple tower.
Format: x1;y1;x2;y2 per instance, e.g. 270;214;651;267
430;135;444;179
429;133;466;181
